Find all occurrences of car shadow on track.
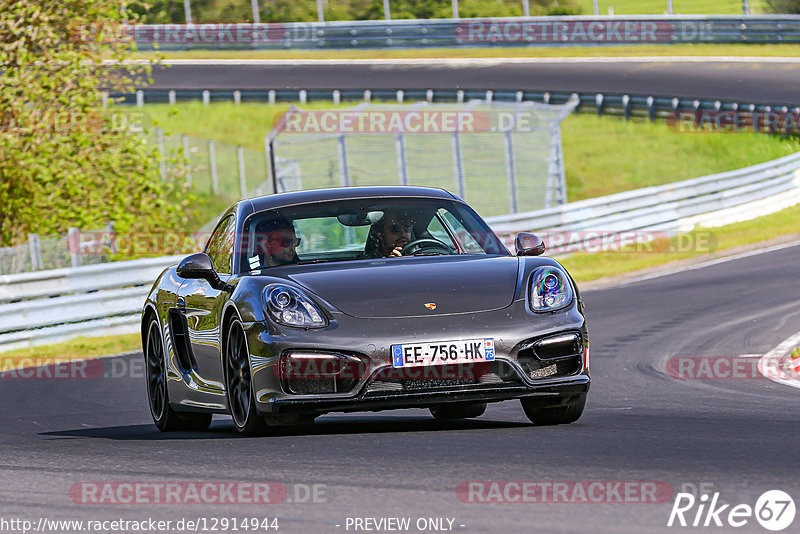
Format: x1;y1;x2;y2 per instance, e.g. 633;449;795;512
39;416;531;440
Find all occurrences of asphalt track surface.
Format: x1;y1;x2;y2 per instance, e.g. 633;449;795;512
2;242;800;533
146;58;800;105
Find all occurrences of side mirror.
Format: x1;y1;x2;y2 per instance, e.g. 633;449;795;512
515;232;546;257
177;253;230;291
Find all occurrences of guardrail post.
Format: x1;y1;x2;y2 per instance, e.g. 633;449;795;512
623;95;631;121
596;93;605;117
516;91;523;103
485;90;493;103
233;90;241;104
299;90;307;104
68;228;81;268
456;90;464;104
209;139;219;195
28;234;42;271
426;90;434;103
157;127;167;181
396;133;409;186
647;96;656;122
364;90;372;103
101;92;109;108
396;90;404;104
672;97;680;115
182;134;192;186
238;146;247;198
136;90;144;108
168;90;176;105
452;132;465;198
337;135;351;187
504;130;518;214
202;90;210;105
106;222;117;255
333;90;341;105
268;90;276;105
543;92;550;104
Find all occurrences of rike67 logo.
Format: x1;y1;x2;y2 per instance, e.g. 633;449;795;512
668;490;796;531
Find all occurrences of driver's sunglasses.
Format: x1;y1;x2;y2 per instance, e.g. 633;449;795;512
269;236;301;247
388;222;412;233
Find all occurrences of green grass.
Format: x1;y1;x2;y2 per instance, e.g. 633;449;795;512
792;347;800;359
0;334;141;368
137;43;800;61
561;202;800;282
575;0;766;15
141;101;800;203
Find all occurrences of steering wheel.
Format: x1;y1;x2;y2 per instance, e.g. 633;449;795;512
400;238;454;256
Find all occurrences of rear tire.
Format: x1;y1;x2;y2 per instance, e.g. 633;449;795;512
430;402;487;420
225;318;269;436
144;318;212;432
521;394;586;426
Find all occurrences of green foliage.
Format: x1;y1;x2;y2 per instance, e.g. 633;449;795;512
0;0;196;248
765;0;800;13
131;0;580;23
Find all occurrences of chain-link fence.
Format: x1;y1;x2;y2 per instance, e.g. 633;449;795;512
0;227;113;276
268;100;577;217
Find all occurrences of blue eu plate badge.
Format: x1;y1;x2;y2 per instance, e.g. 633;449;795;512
484;339;495;361
392;345;404;367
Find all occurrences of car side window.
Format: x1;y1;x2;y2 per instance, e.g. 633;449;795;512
205;216;236;274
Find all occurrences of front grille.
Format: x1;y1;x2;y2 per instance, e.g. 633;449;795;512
365;361;522;396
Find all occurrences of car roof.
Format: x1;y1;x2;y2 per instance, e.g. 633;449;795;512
245;186;457;213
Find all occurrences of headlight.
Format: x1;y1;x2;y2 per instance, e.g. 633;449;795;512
530;266;574;312
263;285;327;328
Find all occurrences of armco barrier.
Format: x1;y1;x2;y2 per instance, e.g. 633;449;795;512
2;152;800;352
0;256;183;352
118;16;800;50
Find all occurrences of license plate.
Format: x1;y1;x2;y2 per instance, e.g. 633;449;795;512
391;338;495;369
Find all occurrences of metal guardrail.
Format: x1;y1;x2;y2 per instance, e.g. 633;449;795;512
0;256;183;352
486;151;800;244
122;88;800;119
2;149;800;352
124;16;800;50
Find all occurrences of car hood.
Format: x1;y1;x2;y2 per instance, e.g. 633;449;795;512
285;255;520;319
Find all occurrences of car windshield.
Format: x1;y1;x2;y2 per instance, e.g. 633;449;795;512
239;197;509;271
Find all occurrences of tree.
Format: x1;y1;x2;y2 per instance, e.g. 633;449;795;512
0;1;193;248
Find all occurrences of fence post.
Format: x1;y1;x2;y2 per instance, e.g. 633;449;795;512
667;0;673;15
106;222;117;255
504;130;518;214
157;127;167;181
743;0;750;14
251;0;260;23
316;0;324;22
183;0;192;23
182;134;192;185
593;0;599;15
209;139;219;195
265;137;277;194
337;135;351;187
396;133;409;186
452;0;459;19
383;0;391;20
452;132;465;198
238;146;247;198
68;227;81;268
522;0;530;17
28;234;42;271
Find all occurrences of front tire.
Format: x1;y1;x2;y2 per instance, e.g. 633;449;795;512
225;318;269;436
430;402;487;420
521;394;586;426
144;318;212;432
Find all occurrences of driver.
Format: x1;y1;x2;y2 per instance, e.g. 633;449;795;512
366;211;413;258
255;216;301;266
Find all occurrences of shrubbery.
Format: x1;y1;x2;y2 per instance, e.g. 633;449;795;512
765;0;800;13
129;0;582;23
0;1;195;249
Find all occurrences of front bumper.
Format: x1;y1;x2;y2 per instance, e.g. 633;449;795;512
245;299;589;417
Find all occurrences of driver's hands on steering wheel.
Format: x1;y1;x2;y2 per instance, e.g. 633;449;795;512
389;246;403;257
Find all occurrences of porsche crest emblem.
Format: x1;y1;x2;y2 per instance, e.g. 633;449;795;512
424;303;437;310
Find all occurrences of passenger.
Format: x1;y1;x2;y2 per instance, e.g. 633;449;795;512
365;211;413;258
256;217;301;266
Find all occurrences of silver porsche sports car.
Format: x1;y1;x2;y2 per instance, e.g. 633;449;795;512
141;186;589;435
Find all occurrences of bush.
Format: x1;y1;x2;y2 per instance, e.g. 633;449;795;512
0;1;195;249
765;0;800;13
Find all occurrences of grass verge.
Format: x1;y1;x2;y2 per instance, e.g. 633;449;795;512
0;334;141;369
141;102;800;202
134;43;800;61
